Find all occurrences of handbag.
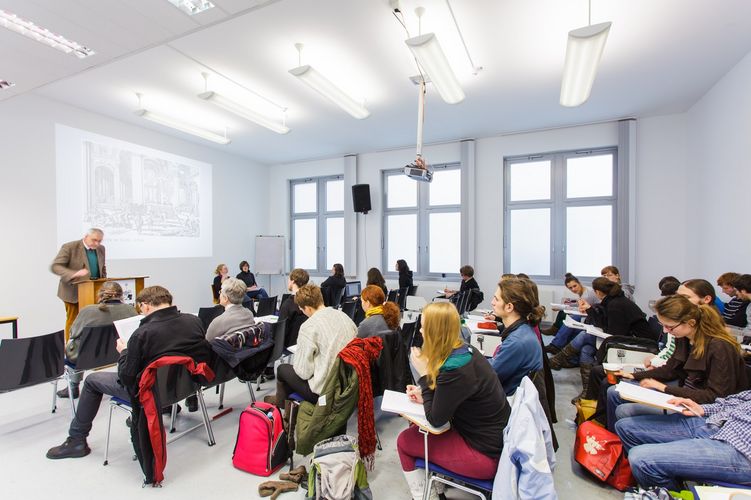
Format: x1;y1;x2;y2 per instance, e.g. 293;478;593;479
574;421;636;491
574;398;598;426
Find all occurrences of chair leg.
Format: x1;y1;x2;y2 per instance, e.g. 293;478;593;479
67;369;78;416
104;403;115;466
170;404;178;433
246;381;257;403
218;383;225;410
196;390;216;446
51;380;58;413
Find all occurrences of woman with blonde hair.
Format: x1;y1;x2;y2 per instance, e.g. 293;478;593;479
357;285;400;338
606;294;748;431
396;302;509;499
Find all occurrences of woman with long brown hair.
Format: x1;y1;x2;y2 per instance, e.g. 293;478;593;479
606;294;748;431
396;302;509;499
357;285;400;338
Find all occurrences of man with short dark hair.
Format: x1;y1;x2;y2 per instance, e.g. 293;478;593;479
51;228;107;341
731;274;751;334
717;272;749;328
46;285;209;460
278;268;310;347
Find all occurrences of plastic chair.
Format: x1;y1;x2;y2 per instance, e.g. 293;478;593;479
198;306;224;331
255;296;278;317
386;289;398;303
66;324;120;416
340;300;357;320
0;330;64;413
414;459;493;500
408;285;419;296
103;363;215;466
255;319;287;390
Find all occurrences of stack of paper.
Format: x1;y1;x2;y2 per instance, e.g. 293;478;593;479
113;315;144;343
563;316;609;339
381;390;450;433
615;382;683;412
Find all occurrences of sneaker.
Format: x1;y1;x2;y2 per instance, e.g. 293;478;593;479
46;437;91;459
56;386;80;399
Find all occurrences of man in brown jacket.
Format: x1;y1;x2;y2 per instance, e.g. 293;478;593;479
50;228;106;341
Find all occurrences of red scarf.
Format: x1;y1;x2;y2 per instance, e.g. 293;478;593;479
338;336;383;470
138;356;214;485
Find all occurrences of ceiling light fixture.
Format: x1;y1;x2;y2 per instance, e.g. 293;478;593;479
134;93;230;145
0;9;95;58
405;32;465;104
289;43;370;119
560;0;611;107
166;0;215;16
197;73;289;134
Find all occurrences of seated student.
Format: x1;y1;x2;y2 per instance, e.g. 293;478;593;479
732;274;751;334
46;285;210;459
366;267;388;297
278;268;309;348
320;263;347;307
717;272;750;329
206;278;255;341
542;273;600;354
58;281;138;399
606;294;748;432
488;278;544;396
264;284;356;407
236;260;269;300
396;259;414;289
646;278;721;369
357;285;400;338
443;265;479;298
615;390;751;489
601;265;635;300
212;263;230;302
397;302;510;499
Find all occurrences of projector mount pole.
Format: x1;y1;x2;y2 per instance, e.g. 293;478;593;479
415;79;425;161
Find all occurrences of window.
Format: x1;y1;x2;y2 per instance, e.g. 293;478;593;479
503;148;618;282
290;175;344;274
382;164;463;278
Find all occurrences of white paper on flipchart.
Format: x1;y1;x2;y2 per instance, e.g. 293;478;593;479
113;315;144;343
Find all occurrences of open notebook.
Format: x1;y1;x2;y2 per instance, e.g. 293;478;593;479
615;382;684;413
381;390;450;434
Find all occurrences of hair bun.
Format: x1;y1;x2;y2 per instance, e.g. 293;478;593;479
564;273;574;278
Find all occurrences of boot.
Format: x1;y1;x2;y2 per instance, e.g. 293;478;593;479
548;344;579;370
46;437;91;459
258;480;298;500
280;465;307;484
543;343;561;355
571;363;592;404
540;324;559;336
402;469;440;500
56;384;80;399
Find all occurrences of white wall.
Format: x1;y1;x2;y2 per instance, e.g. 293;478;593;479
0;94;269;336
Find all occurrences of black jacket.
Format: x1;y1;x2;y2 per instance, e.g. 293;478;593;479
372;330;412;396
278;295;307;347
321;275;347;306
399;270;414;289
236;271;258;288
460;277;479;292
586;293;655;341
117;306;211;393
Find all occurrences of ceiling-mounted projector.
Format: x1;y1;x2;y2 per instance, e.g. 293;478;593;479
404;157;433;182
404;79;433;182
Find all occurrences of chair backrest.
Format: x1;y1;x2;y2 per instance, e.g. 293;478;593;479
386;289;398;303
267;319;288;366
75;324;120;370
154;363;201;407
397;287;409;310
340;300;357;319
211;284;219;304
281;293;293;307
407;285;418;296
255;296;278;317
0;330;64;392
198;305;225;331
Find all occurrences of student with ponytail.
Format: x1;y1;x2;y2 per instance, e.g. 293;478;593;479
488;278;545;396
605;294;748;431
357;285;401;338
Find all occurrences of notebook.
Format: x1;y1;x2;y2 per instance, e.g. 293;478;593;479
381;390;450;433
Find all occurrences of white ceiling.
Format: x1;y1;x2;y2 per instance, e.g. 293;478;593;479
2;0;751;164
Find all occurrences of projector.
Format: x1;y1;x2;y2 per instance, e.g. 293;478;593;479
404;163;433;182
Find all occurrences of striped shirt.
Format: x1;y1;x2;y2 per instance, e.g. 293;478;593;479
702;390;751;462
723;297;750;328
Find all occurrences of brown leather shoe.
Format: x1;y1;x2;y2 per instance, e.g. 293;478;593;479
258;480;298;499
280;465;307;484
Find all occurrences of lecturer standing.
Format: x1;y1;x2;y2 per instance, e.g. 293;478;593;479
51;228;107;341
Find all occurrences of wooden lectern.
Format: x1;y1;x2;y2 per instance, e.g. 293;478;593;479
75;277;149;310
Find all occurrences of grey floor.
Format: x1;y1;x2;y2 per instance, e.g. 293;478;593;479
0;364;621;499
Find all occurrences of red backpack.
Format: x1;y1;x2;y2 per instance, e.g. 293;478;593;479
232;402;290;476
574;421;636;491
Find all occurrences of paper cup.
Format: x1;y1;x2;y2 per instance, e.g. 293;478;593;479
602;362;623;384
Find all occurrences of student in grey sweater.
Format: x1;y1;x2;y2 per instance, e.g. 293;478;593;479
357;285;400;338
206;278;255;341
60;281;138;399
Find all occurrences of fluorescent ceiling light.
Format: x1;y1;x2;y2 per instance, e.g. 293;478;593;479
289;65;370;119
198;91;289;134
560;21;611;107
135;109;230;145
0;9;95;59
166;0;215;16
405;33;465;105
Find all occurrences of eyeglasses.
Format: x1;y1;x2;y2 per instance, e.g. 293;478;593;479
659;321;683;332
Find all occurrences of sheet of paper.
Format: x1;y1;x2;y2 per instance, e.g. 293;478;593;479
562;316;609;339
615;382;683;412
113;315;144;343
381;390;450;433
693;485;751;500
286;344;298;353
255;315;279;323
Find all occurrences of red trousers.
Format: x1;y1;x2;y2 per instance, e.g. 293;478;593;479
396;424;499;480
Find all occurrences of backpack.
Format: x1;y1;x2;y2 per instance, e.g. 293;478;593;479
232;401;290;476
307;435;372;500
574;421;636;491
218;323;266;349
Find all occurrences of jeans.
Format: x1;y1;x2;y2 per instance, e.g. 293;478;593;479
247;288;269;300
550;325;579;349
605;383;664;432
69;372;130;439
570;331;597;365
615;413;751;489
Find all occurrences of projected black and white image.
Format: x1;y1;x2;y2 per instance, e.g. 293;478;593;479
84;141;200;238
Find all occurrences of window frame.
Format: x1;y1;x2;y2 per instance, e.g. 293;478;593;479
289;175;344;276
503;147;619;285
382;163;464;280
